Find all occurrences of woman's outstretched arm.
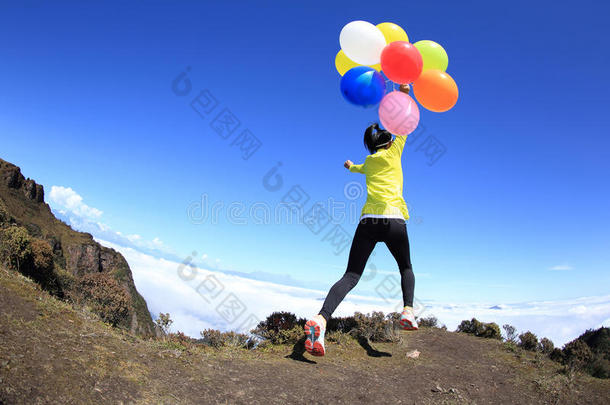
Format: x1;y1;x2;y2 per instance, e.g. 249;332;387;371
345;160;365;173
388;135;408;158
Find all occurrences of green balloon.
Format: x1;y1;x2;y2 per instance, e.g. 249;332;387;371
414;40;449;72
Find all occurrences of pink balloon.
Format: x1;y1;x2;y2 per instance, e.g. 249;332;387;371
378;91;420;136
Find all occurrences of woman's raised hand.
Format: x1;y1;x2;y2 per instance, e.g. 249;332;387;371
344;160;353;169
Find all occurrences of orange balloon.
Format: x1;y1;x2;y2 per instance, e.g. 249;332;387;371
413;70;458;112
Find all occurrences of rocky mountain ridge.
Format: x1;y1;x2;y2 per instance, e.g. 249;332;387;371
0;157;156;337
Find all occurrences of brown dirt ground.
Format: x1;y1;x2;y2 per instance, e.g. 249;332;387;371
1;266;609;404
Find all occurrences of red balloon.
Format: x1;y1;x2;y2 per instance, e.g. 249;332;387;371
380;41;423;84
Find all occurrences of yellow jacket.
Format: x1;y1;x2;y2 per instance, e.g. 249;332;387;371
348;135;409;220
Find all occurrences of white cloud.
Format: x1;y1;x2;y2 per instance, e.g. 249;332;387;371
127;234;142;242
95;238;610;347
569;305;588;314
47;187;606;348
49;186;103;219
48;186;173;258
423;296;610;346
96;239;398;337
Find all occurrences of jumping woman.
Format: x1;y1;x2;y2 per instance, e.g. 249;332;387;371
304;123;417;357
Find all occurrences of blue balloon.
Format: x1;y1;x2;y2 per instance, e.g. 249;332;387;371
340;66;386;107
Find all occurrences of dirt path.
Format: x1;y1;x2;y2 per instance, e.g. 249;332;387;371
1;268;608;404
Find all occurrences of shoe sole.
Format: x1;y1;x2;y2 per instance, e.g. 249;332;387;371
304;320;325;356
312;341;325;356
400;318;419;331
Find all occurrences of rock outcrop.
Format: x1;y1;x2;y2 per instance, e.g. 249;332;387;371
0;157;157;337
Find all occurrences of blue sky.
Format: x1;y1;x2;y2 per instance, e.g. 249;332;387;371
2;0;609;314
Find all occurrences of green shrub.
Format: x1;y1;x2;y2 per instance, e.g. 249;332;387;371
503;324;518;342
326;330;355;346
0;226;32;272
0;226;60;292
353;311;401;343
25;223;42;238
200;329;252;348
251;324;303;345
480;322;502;339
504;341;519;353
588;357;610;379
54;267;76;296
578;327;610;358
253;311;306;334
456;318;477;334
155;312;173;335
0;200;11;224
560;328;610;378
418;315;440;328
386;311;401;324
539;337;555;354
271;326;303;345
549;348;564;363
164;331;195;350
29;239;56;289
326;315;358;333
578;327;610;379
562;339;593;372
31;239;53;272
457;318;502;340
251;311;307;345
200;329;223;347
77;272;130;327
157;339;187;351
578;327;610;378
518;331;539;351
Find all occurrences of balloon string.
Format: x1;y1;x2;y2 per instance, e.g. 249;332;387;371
386;80;397;93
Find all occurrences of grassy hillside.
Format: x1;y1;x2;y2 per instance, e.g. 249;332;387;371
0;157;156;337
1;265;608;404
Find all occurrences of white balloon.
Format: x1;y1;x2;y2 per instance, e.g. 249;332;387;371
339;21;386;66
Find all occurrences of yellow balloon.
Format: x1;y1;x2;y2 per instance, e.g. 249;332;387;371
376;22;409;44
335;50;381;76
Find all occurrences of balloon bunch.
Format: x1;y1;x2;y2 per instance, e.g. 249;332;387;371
336;21;459;136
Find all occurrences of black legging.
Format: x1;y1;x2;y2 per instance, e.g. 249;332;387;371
319;217;414;321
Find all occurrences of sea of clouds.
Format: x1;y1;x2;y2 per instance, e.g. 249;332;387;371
98;239;610;347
